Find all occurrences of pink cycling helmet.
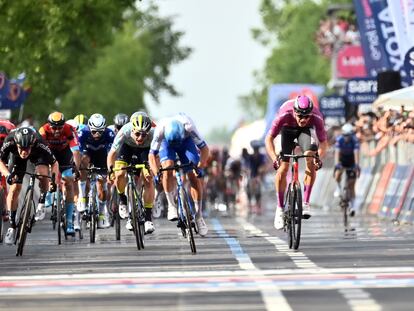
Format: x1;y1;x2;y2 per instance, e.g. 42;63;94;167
293;95;313;116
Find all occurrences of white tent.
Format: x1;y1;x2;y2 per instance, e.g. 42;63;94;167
229;119;266;158
372;85;414;111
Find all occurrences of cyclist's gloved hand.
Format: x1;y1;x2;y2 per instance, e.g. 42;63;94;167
74;167;81;180
153;174;161;185
273;158;280;171
314;157;323;171
334;163;342;170
195;168;205;178
49;181;57;192
108;165;115;180
355;164;361;177
6;173;14;185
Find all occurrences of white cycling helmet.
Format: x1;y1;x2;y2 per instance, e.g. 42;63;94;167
88;113;106;131
341;123;354;136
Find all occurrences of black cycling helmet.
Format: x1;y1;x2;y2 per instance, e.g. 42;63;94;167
113;113;129;129
48;111;65;127
14;127;36;148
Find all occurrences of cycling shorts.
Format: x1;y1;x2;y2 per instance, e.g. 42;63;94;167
280;127;317;162
84;149;107;170
159;137;199;172
53;147;74;174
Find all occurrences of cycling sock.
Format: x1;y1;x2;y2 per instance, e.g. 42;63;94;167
165;191;177;209
303;184;312;203
38;192;46;204
194;201;202;219
79;181;86;198
66;202;75;225
277;191;284;208
145;207;152;221
119;193;127;205
98;200;107;214
10;210;17;228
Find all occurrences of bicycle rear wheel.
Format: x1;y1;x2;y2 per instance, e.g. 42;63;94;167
181;188;196;254
16;190;33;256
136;196;145;249
0;188;4;243
56;192;61;245
128;186;141;250
291;183;302;250
89;201;97;243
110;187;121;241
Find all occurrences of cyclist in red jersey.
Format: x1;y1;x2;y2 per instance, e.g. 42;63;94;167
38;112;81;235
265;95;328;230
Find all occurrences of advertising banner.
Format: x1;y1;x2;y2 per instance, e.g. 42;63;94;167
353;0;390;76
319;95;346;118
337;45;367;78
404;46;414;85
345;77;377;105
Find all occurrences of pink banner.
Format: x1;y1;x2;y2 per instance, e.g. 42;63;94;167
336;45;367;78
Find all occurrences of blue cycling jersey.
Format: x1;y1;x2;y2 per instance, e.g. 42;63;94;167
335;134;359;157
78;127;115;154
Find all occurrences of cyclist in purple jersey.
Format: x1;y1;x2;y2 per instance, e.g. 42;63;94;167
265;95;328;229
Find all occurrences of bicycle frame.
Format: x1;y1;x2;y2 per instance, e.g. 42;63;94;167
159;162;198;254
81;167;107;243
114;163;147;250
15;170;54;256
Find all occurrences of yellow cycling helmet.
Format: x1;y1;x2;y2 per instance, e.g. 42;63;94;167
131;111;152;132
74;114;88;126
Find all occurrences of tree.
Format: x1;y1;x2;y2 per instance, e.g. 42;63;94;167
241;0;352;114
60;6;191;121
0;1;189;122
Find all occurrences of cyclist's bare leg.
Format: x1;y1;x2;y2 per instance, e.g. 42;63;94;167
78;155;90;205
7;184;21;228
189;171;203;218
275;161;289;208
35;165;49;193
114;162;128;194
142;176;155;221
63;176;76;233
303;150;316;203
161;160;178;217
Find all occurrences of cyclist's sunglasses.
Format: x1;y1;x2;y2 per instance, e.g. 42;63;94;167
133;131;147;138
91;130;104;135
17;145;31;152
51;125;64;130
296;114;311;120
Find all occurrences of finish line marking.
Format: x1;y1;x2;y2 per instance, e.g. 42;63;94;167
212;218;292;311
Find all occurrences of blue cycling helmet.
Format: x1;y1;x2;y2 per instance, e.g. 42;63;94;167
164;120;185;144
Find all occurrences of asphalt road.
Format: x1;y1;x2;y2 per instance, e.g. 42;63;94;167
1;201;414;311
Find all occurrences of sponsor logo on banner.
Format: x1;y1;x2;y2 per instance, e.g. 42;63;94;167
353;0;409;85
336;45;367;78
319;96;345;118
345;78;377;105
404;46;414;85
353;0;389;76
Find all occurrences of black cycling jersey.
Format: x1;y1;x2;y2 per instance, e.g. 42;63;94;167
0;131;56;165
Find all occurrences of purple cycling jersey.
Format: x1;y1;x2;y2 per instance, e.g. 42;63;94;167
268;99;327;142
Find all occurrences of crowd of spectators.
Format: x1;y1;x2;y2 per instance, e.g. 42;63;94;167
351;106;414;157
315;17;360;58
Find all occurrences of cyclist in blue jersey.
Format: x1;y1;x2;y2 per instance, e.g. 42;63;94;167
77;114;115;229
148;112;210;237
334;123;360;216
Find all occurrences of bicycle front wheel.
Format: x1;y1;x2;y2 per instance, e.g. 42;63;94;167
181;188;196;254
16;189;33;256
110;187;121;241
291;183;302;250
128;185;141;250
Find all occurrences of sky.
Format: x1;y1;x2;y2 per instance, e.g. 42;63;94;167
144;0;269;135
